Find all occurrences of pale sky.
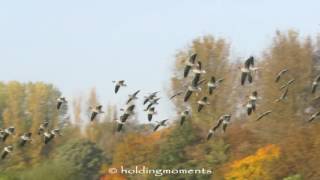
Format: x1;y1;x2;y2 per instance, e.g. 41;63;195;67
0;0;319;122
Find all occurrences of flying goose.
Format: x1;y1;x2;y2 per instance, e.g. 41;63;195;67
145;98;160;111
207;114;232;140
197;97;210;112
246;101;254;116
275;87;289;102
38;121;49;135
240;56;254;85
180;110;190;126
57;96;67;110
153;119;168;132
307;111;320;122
184;79;206;102
207;76;224;95
126;90;140;104
143;91;159;105
256;111;272;121
312;75;320;94
116;117;126;132
113;80;127;94
280;79;295;90
43;129;62;144
147;107;157;122
19;132;32;147
184;53;197;78
192;61;206;86
43;131;54;144
1;146;13;159
247;91;258;113
120;104;136;122
90;105;104;122
2;127;15;142
275;69;289;83
117;104;136;132
169;91;183;100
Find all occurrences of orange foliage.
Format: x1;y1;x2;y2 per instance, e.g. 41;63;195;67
100;174;127;180
111;130;169;168
225;144;280;180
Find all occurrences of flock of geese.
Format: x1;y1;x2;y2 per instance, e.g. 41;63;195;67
1;53;320;161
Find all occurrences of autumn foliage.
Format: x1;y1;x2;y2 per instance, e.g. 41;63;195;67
225;144;280;180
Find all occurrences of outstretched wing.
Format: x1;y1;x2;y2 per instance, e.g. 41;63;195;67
115;85;120;93
244;56;254;68
312;84;318;94
184;90;193;102
90;112;97;121
184;66;192;78
57;102;62;110
241;72;247;85
189;53;197;63
153;124;161;132
256;111;272;121
212;118;223;131
169;91;183;100
117;124;124;132
197;104;204;112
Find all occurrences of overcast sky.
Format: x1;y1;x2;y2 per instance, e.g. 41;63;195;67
0;0;319;122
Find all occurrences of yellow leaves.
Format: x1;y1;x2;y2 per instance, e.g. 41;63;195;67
225;144;280;180
112;131;169;168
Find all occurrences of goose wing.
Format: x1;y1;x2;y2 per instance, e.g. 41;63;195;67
222;123;228;133
308;111;320;122
281;87;289;99
210;76;216;84
127;104;135;112
57;102;62;110
312;84;318;94
143;98;150;105
275;74;281;83
146;103;153;111
189;53;197;63
184;90;193;102
90;112;97;121
115;85;120;93
169;91;183;100
275;69;288;82
241;72;247;85
244;56;254;68
212;118;223;131
184;66;192;78
192;74;201;86
206;132;213;141
120;114;129;122
217;78;224;83
209;87;214;95
117;124;124;132
153;124;161;131
315;74;320;82
197;104;204;112
133;90;140;97
148;114;153;121
247;73;253;83
180;116;186;126
197;61;202;70
256;111;272;121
